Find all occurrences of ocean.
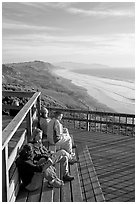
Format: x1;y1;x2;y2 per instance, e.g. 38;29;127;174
54;68;135;114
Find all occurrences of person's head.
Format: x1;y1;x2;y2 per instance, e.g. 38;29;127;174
12;99;19;106
19;143;33;160
32;128;43;143
41;107;48;118
54;111;63;121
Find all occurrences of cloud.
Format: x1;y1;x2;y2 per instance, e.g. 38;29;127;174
3;22;62;32
46;2;134;18
2;31;134;67
19;2;74;10
3;32;134;56
66;7;134;18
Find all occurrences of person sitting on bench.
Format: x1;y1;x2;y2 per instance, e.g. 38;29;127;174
16;143;64;191
40;106;51;140
47;111;76;156
32;128;75;182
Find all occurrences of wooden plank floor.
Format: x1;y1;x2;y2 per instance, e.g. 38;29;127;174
71;129;135;202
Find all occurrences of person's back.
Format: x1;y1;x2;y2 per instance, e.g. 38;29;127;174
40;107;51;139
47;118;56;144
40;117;50;137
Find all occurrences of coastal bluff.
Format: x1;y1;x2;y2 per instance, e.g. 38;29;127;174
2;60;114;112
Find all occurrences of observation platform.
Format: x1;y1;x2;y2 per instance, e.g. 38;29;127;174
2;116;135;202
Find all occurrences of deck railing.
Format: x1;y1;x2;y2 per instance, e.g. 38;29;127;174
2;91;135;201
48;107;135;137
2;91;41;202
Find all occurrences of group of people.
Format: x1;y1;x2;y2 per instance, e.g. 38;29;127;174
16;107;78;191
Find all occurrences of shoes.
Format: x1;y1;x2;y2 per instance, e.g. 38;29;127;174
72;144;77;148
70;152;75;157
69;158;79;165
63;173;74;182
56;178;64;185
48;179;64;188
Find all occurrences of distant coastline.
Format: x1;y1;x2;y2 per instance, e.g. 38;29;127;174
2;61;135;114
50;68;115;112
71;68;135;82
53;68;135;114
2;61;115;111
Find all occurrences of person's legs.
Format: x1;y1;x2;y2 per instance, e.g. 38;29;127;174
58;156;69;175
43;166;64;188
60;156;74;181
52;151;74;182
43;166;57;181
52;149;76;163
56;134;73;154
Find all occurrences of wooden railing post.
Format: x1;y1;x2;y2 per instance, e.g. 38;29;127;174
26;109;32;142
106;113;108;133
2;145;9;201
36;95;41;128
132;117;134;137
125;115;127;136
86;112;90;131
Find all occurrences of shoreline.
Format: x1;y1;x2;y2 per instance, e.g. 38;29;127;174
51;69;116;113
3;61;134;114
52;68;135;114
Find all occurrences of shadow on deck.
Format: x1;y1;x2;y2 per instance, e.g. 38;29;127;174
71;129;135;202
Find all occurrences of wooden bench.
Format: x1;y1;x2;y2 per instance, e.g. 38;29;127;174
16;142;83;202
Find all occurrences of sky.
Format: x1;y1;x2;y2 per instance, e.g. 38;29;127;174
2;1;135;67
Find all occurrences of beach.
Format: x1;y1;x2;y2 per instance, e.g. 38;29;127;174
53;68;135;114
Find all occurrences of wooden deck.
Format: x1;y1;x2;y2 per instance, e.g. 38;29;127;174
71;129;135;202
3;116;135;202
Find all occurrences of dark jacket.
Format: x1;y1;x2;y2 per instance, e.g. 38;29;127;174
32;142;52;161
16;157;43;187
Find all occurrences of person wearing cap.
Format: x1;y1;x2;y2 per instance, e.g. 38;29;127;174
47;111;76;157
40;107;51;140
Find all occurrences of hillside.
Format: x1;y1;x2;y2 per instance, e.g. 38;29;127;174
2;61;90;109
2;60;113;111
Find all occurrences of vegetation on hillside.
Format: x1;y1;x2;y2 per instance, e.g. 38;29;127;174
2;61;113;111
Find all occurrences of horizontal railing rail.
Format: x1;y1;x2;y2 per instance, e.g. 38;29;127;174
2;91;36;98
48;107;135;118
2;91;41;202
48;107;135;137
2;92;41;149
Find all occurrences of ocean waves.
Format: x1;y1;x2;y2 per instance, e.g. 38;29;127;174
54;69;135;114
